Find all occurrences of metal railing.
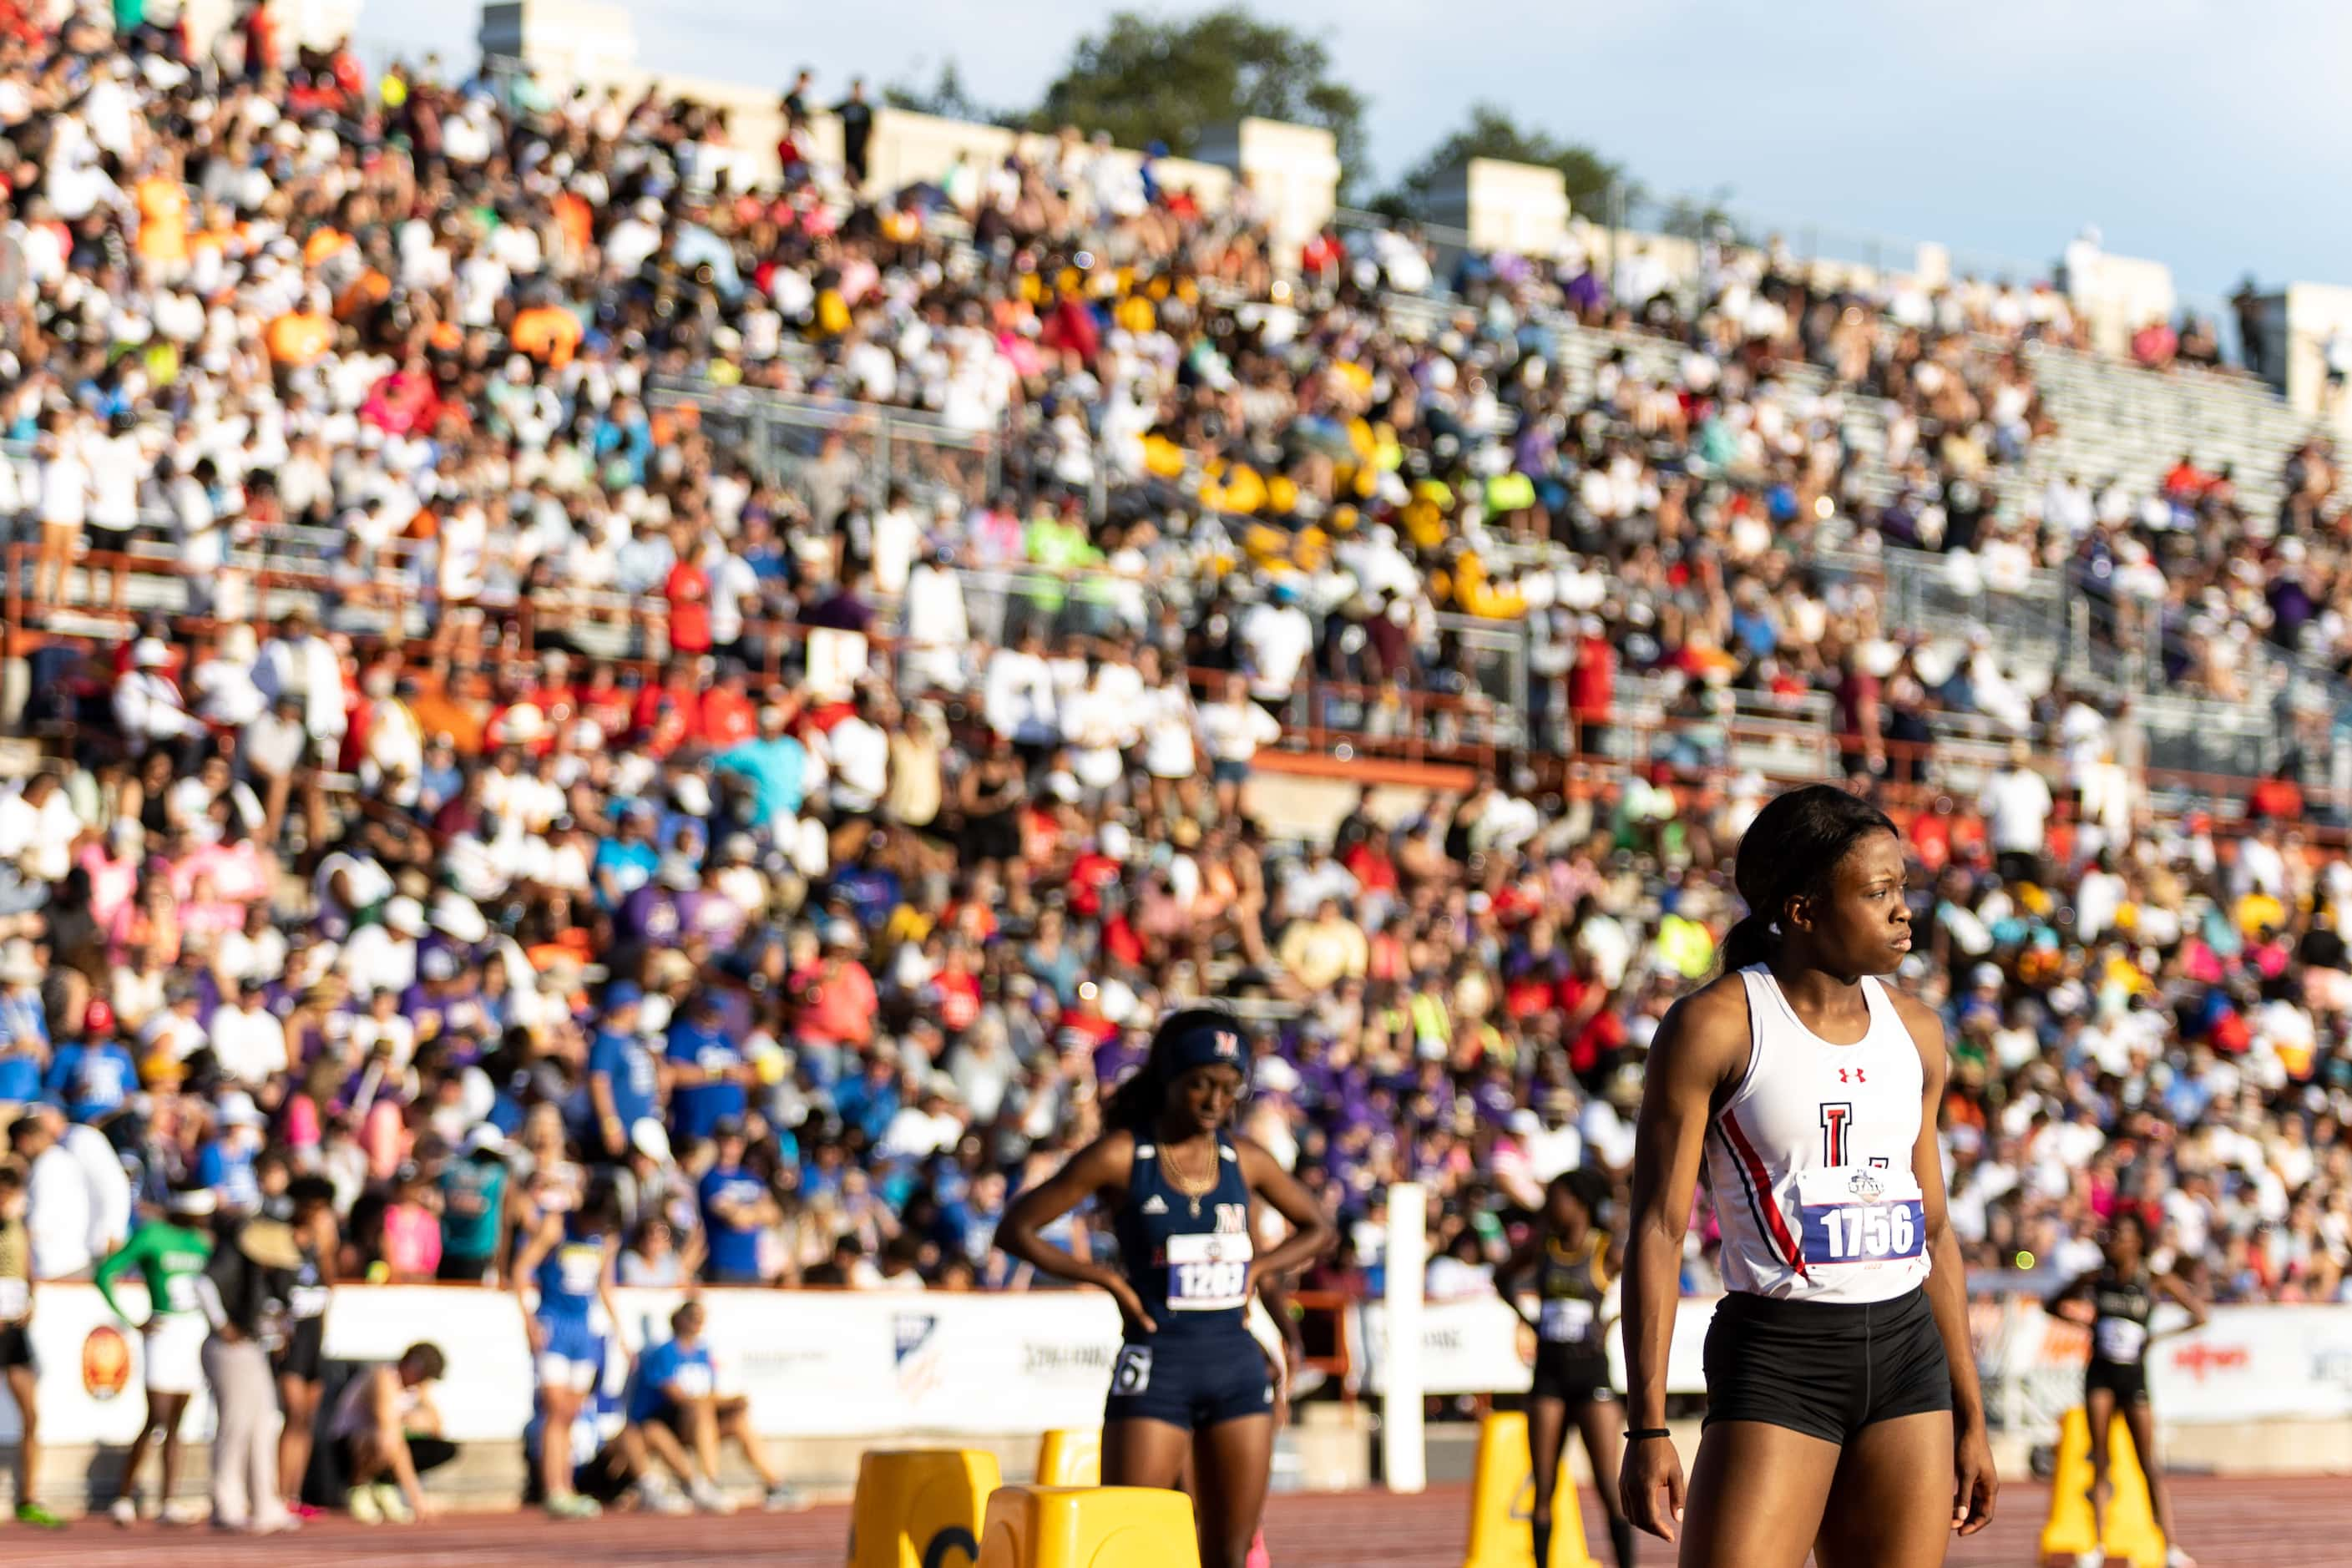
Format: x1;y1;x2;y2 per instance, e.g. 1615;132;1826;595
648;379;1002;518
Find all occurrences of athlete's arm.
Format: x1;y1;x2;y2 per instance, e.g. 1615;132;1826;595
1893;991;1998;1536
996;1132;1149;1323
510;1211;557;1353
92;1227;150;1324
1494;1233;1543;1328
1234;1136;1335;1286
2153;1271;2208;1337
596;1233;623;1336
2042;1269;2097;1324
1618;977;1748;1545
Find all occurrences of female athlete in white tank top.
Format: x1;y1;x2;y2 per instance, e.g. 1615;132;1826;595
1617;785;1997;1568
1707;964;1930;1304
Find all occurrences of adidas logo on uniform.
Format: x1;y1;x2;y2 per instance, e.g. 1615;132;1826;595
1141;1196;1169;1215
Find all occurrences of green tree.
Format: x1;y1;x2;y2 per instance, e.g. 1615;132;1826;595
881;59;1013;128
1032;8;1369;193
1385;103;1626;220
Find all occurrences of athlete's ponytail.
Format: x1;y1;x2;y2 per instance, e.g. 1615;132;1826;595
1723;785;1899;972
1718;913;1776;973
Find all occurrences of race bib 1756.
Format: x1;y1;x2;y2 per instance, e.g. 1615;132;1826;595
1795;1166;1925;1266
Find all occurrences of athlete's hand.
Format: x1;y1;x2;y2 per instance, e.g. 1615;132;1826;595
524;1317;546;1355
1952;1419;1998;1535
1619;1434;1684;1544
1105;1277;1157;1336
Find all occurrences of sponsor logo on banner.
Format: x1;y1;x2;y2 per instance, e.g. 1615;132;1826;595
2166;1339;2249;1382
81;1325;130;1401
895;1312;944;1404
1021;1338;1120;1383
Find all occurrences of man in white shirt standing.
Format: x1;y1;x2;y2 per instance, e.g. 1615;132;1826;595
1239;583;1315;704
114;640;205;758
209;979;289;1090
11;1110;93;1281
983;625;1060;752
33;412;91;609
1979;740;2055;888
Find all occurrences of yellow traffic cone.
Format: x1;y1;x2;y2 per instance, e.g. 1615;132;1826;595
2037;1407;2166;1568
1461;1409;1601;1568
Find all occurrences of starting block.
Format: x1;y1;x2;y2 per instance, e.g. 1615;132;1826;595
1035;1429;1103;1487
977;1485;1201;1568
2038;1407;2165;1568
847;1448;1003;1568
1461;1410;1601;1568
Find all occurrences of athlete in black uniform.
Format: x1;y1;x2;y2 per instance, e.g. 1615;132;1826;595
1500;1168;1633;1568
2044;1211;2205;1568
273;1176;340;1518
1000;1008;1334;1568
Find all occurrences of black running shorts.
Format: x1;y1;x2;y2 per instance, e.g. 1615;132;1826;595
1702;1287;1951;1444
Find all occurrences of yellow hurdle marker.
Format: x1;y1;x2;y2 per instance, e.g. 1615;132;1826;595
1034;1429;1103;1488
2038;1407;2166;1568
847;1448;1003;1568
976;1485;1201;1568
1460;1409;1601;1568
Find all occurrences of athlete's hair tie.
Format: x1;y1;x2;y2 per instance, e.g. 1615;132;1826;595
1624;1428;1672;1443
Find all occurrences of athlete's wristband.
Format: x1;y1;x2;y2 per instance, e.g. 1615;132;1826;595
1624;1428;1672;1442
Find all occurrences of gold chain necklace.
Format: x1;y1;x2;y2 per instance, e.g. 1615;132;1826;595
1161;1137;1218;1217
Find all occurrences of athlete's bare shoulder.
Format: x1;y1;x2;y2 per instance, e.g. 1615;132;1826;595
1647;969;1755;1097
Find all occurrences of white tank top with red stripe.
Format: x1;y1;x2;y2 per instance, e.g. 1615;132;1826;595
1705;965;1932;1305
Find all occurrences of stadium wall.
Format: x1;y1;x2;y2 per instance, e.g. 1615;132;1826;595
9;1283;2352;1504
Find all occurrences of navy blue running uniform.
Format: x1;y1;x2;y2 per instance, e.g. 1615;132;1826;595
1105;1132;1272;1431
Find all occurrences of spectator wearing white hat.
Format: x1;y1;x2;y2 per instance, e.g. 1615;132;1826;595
341;897;425;996
114;639;205;756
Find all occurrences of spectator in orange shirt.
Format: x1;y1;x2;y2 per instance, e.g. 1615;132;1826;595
133;159;190;279
265;292;335;370
512;296;583;369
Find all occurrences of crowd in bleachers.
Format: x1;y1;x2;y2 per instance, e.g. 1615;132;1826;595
0;6;2348;1406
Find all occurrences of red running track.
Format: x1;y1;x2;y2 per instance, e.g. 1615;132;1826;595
9;1478;2351;1565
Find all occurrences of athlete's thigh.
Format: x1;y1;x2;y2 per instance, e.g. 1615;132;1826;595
1525;1395;1570;1502
1678;1420;1842;1568
1191;1414;1275;1559
1812;1410;1955;1568
2083;1385;2117;1462
1102;1417;1193;1490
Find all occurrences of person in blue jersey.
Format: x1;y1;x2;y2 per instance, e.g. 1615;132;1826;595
999;1007;1333;1568
620;1299;736;1515
512;1181;624;1520
581;983;660;1163
696;1120;775;1286
43;1024;139;1123
665;990;749;1141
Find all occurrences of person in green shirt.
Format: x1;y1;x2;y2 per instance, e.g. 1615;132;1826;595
0;1161;60;1529
94;1188;217;1525
439;1130;510;1284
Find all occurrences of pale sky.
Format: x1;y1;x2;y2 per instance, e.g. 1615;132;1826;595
373;0;2352;311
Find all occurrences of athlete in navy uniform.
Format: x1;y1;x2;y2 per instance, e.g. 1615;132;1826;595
1001;1008;1333;1568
